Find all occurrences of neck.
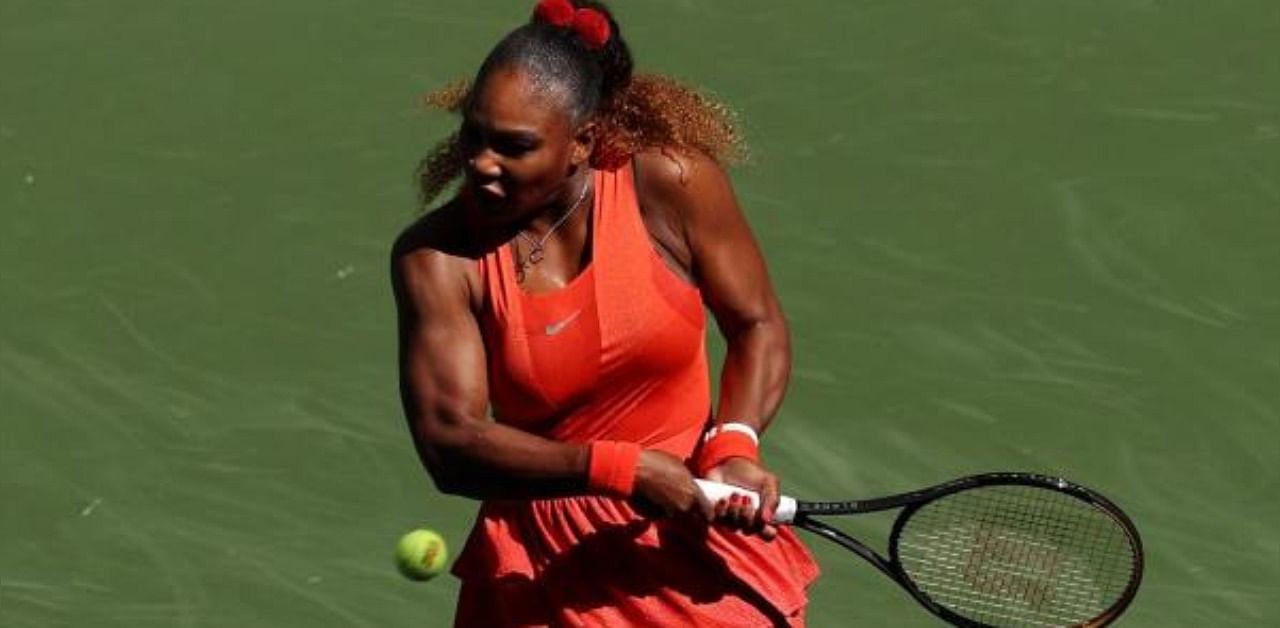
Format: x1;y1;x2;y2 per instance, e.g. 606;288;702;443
524;169;592;238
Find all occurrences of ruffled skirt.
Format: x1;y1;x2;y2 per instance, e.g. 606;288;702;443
452;495;820;627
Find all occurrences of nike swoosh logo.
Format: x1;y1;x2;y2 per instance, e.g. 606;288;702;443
544;309;582;336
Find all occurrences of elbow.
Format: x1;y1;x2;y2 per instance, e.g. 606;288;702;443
725;309;789;350
428;468;467;496
718;292;787;339
408;412;483;496
417;444;478;497
726;312;792;381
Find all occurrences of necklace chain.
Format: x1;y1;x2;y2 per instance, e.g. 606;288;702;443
516;176;591;283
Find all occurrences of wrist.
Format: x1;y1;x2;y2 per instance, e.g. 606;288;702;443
703;421;759;445
587;440;642;498
695;422;761;476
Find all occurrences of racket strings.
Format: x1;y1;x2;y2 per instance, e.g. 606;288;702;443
895;485;1137;627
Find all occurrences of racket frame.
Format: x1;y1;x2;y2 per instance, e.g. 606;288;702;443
792;472;1145;628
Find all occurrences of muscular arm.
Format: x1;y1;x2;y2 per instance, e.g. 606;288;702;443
636;151;791;435
636;150;792;534
391;243;591;499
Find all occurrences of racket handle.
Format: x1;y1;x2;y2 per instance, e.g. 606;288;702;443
694;479;798;525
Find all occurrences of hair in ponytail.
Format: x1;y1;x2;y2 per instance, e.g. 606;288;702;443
417;1;745;207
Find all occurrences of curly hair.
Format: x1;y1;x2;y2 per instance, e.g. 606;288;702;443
416;1;746;207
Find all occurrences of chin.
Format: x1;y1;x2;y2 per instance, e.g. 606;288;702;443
466;181;508;209
473;194;534;229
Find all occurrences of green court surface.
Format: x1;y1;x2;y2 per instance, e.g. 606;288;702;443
2;1;1277;626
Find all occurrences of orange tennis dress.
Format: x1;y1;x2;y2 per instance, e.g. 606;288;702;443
453;163;819;627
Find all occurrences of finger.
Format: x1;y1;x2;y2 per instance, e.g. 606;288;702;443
720;495;743;529
760;475;781;525
730;495;748;528
718;495;736;526
735;494;754;528
760;522;778;541
733;493;762;533
713;495;729;520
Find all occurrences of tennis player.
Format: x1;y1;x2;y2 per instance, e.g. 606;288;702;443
392;1;819;624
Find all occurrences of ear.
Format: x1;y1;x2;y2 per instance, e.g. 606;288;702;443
570;121;597;167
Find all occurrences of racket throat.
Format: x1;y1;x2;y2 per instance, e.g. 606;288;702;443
797;516;900;582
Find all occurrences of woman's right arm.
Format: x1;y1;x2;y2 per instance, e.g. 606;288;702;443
391;243;707;514
392;246;587;498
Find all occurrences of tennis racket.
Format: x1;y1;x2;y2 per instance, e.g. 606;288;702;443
697;472;1144;627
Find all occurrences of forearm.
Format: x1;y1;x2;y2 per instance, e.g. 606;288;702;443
713;313;791;434
410;414;592;500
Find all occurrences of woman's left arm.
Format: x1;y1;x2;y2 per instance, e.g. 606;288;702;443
636;150;790;538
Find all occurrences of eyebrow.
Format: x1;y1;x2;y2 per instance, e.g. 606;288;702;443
462;114;542;144
492;129;541;144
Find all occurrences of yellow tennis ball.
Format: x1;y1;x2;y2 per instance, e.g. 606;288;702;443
394;528;449;581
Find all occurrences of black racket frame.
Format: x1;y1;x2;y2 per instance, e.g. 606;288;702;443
792;472;1145;627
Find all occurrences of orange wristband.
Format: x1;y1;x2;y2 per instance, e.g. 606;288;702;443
587;441;642;498
695;431;760;476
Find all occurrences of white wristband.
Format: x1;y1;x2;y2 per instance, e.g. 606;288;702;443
704;421;759;445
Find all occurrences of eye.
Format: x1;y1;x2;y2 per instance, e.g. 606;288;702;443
492;136;537;158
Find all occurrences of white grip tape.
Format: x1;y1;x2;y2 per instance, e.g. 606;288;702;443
694;479;798;524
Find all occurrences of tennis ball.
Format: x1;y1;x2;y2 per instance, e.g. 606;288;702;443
394;528;449;581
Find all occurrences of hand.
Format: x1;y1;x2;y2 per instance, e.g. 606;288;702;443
703;457;780;540
632;450;713;520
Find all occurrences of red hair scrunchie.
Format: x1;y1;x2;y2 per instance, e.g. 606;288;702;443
570;9;611;49
532;0;612;49
533;0;575;26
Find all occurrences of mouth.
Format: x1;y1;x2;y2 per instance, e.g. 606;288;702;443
471;179;505;201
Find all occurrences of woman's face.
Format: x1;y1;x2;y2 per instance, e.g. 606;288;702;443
460;66;591;221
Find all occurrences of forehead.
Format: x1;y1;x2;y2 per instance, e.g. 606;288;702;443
467;66;574;133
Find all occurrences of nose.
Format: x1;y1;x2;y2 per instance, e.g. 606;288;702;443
468;150;501;180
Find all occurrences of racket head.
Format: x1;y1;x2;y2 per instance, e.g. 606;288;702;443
887;473;1143;628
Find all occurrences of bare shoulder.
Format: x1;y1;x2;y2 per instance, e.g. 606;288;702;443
633;147;744;235
391;200;482;313
633;147;731;208
632;148;750;281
